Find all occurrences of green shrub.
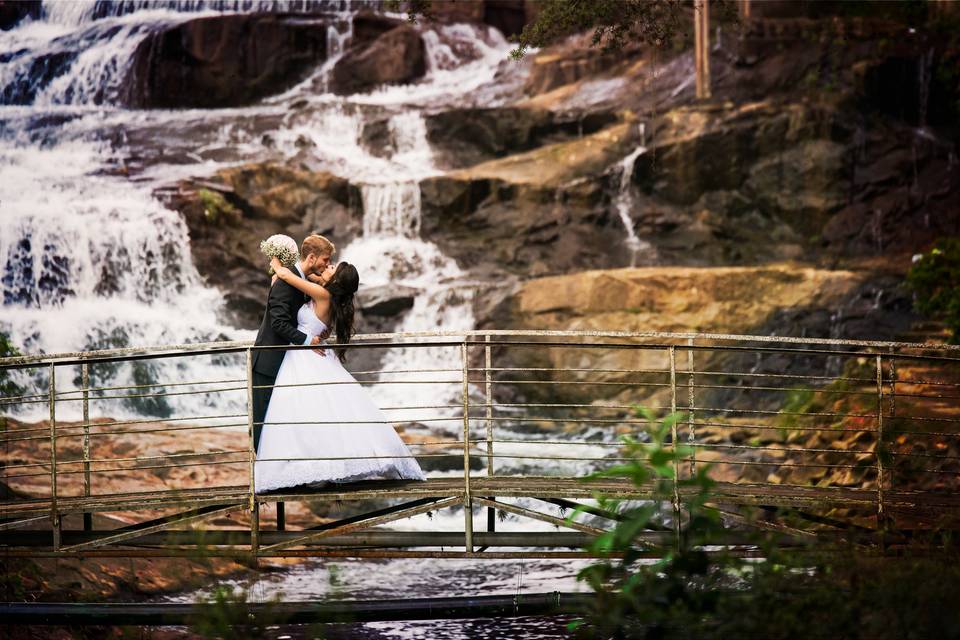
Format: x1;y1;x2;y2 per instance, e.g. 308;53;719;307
198;188;240;225
569;407;960;639
907;238;960;343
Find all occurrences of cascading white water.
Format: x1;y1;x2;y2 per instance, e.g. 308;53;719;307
360;182;422;238
387;111;434;165
345;177;476;422
613;142;654;267
41;0;371;26
0;136;247;419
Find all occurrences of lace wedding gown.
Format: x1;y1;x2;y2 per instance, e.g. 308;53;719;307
254;302;426;493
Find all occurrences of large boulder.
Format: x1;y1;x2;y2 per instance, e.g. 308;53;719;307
123;14;329;108
157;162;361;328
330;24;426;95
482;265;865;404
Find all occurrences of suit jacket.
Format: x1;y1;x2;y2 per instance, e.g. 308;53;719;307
252;278;308;379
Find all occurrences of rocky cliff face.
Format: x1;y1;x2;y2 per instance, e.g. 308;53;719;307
159;6;958;363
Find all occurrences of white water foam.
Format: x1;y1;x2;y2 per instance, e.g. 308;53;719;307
0;137;248;420
613;135;655;267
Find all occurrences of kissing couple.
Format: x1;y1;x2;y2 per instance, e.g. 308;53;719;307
251;233;425;493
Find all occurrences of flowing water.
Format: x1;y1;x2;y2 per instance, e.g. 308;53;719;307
0;4;625;634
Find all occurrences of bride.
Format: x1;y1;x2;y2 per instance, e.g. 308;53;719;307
254;256;426;493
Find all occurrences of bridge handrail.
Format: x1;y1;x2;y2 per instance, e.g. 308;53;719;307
1;329;958;368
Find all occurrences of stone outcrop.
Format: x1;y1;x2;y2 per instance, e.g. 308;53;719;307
358;285;417;318
330;23;426;95
423;107;619;168
427;0;539;37
421;122;642;275
482;265;866;403
123;14;329;108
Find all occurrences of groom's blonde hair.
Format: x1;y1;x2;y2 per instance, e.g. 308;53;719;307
301;234;335;258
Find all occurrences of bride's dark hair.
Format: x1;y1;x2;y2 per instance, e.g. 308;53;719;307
324;262;360;363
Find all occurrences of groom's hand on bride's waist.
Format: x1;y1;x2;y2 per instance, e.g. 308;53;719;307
310;334;325;356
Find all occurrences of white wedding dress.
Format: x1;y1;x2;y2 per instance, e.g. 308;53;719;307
254;302;426;493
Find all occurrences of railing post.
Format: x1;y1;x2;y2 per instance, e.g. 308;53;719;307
888;351;896;497
48;363;60;551
246;349;259;558
687;338;696;477
875;354;885;532
461;341;474;553
485;334;495;534
81;362;92;532
669;346;681;551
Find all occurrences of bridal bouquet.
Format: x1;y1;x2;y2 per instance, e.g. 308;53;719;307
260;234;299;274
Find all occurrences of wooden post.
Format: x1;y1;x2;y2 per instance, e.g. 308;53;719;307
81;362;92;532
694;0;712;100
485;335;495;534
739;0;750;19
48;363;59;551
461;342;474;553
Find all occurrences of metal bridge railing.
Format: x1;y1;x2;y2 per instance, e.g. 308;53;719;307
2;330;959;554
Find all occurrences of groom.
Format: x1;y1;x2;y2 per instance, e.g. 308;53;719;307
251;234;336;451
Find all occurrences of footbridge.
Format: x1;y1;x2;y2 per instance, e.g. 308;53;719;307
2;330;960;559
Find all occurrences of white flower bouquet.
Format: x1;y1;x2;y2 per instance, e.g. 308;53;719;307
260;234;299;274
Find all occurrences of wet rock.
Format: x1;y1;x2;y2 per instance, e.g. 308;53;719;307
525;39;634;95
743;139;848;235
427;0;538;37
0;0;39;30
0;50;78;104
123;14;329;108
357;285;417;317
330;24;426;96
424;107;619;168
350;12;405;45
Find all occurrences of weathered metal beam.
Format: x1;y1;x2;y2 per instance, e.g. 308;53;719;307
472;497;607;537
0;592;595;626
259;496;462;554
1;530;605;549
3;329;957;371
59;504;244;552
0;515;50;532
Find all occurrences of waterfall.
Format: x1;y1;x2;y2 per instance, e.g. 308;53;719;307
388;111;434;166
613;144;654;267
361;182;422;239
40;0;374;26
0;10;505;423
344;177;474;419
0;137;246;420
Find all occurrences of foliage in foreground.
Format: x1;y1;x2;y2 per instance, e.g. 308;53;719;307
569;408;960;639
0;331;23;399
907;238;960;343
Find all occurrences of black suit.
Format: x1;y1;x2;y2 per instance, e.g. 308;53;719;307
252;277;308;451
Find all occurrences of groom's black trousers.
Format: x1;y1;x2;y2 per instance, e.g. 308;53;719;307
252;371;277;452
